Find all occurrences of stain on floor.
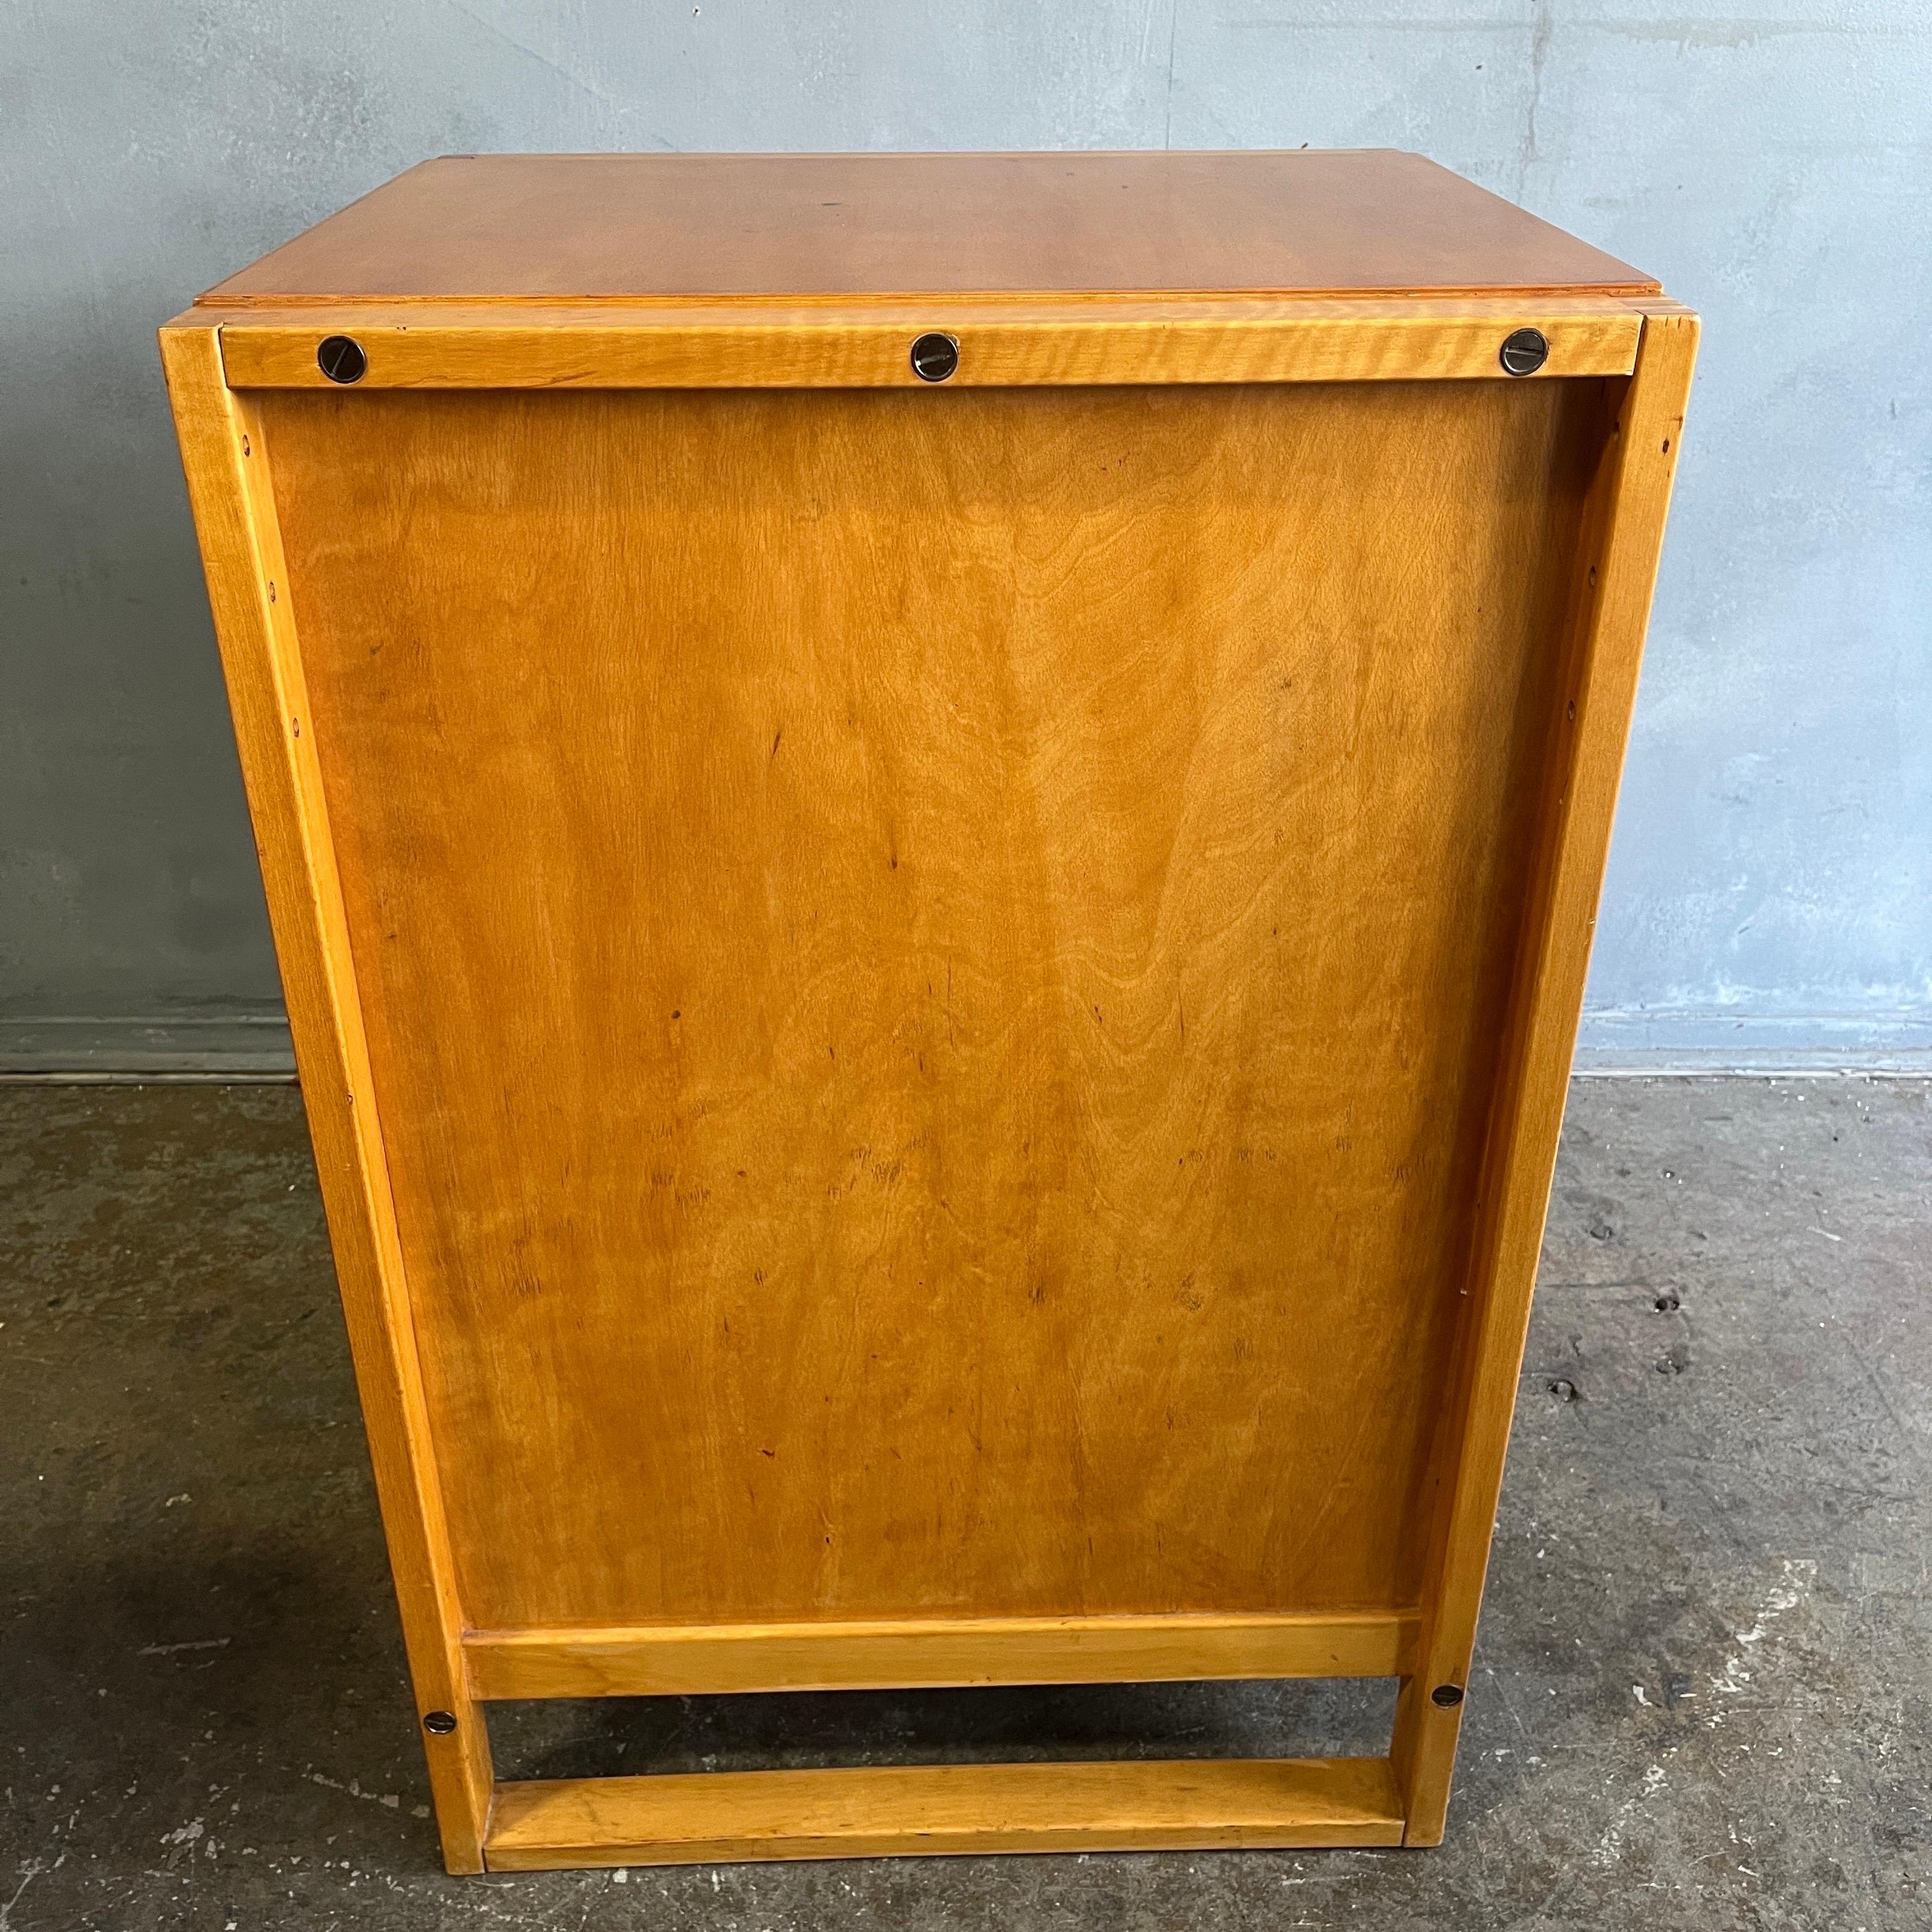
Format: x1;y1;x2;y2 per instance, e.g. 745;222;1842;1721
1;1078;1927;1929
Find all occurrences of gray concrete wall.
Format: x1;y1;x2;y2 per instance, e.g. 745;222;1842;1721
4;3;1927;1071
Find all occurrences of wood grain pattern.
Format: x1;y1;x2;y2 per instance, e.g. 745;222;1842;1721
464;1610;1419;1700
165;153;1698;1872
157;323;494;1870
213;299;1642;390
197;151;1657;308
257;376;1597;1636
1389;304;1698;1844
484;1757;1406;1868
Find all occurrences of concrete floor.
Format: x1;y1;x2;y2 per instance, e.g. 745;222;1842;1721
1;1078;1927;1931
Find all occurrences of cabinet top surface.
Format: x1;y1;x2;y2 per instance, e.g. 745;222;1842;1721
197;151;1659;307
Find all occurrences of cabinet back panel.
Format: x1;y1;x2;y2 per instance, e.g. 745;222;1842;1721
261;380;1599;1630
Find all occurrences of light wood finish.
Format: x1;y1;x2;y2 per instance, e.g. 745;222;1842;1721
484;1757;1406;1869
162;153;1696;1874
214;297;1641;390
198;151;1657;307
256;375;1597;1634
464;1610;1419;1701
157;325;494;1871
1390;302;1700;1844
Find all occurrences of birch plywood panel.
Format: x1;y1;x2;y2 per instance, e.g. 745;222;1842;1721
259;378;1598;1634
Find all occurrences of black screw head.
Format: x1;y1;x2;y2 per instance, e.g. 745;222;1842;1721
422;1709;457;1735
1499;327;1549;377
318;335;367;384
910;332;960;383
1431;1683;1465;1708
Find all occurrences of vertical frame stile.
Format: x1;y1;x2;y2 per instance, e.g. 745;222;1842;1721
1391;305;1700;1843
158;323;494;1871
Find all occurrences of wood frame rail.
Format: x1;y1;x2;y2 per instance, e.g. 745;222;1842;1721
463;1609;1420;1701
162;293;1696;1873
486;1758;1407;1869
212;296;1646;390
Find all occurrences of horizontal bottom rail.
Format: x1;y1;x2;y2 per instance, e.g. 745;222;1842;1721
484;1755;1406;1868
464;1608;1418;1699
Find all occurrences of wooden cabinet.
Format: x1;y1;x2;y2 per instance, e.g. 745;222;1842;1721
162;150;1696;1873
